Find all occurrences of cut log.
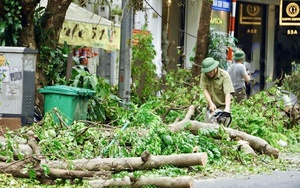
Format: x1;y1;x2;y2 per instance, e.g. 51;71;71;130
237;140;257;156
167;105;280;158
48;168;111;179
225;127;279;158
89;175;194;188
0;152;205;185
0;157;111;184
45;152;208;172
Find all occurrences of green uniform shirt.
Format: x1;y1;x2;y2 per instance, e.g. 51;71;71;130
200;68;235;108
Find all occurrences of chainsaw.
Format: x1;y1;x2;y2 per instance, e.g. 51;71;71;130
209;109;232;127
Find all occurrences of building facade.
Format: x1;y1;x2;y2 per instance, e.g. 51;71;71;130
185;0;299;94
87;0;300;94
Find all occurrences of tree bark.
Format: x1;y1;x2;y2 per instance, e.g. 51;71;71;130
192;0;213;78
168;105;280;159
45;152;208;172
48;168;111;179
89;176;194;188
0;147;206;185
38;0;72;49
0;158;111;184
0;0;3;14
237;140;257;156
19;0;40;48
35;0;72;109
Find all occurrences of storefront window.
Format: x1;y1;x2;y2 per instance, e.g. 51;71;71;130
235;3;266;94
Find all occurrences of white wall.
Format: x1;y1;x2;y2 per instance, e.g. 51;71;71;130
265;4;276;90
184;1;230;69
87;0;162;78
134;0;162;77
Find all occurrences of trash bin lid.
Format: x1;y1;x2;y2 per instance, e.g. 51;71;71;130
38;85;96;96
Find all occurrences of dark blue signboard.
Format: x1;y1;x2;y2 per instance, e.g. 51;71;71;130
212;0;231;12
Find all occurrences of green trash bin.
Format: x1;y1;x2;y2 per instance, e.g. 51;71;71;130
38;85;96;125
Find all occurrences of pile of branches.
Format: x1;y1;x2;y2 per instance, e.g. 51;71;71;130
0;104;281;188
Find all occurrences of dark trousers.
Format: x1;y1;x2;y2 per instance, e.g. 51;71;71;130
233;87;246;103
245;82;251;98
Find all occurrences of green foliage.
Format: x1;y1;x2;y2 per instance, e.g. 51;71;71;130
281;63;300;98
4;71;300;187
111;8;122;16
1;4;299;184
152;68;207;123
0;0;22;46
0;174;40;188
131;29;159;104
230;87;298;149
190;28;238;70
15;112;221;162
28;115;109;160
34;6;72;85
128;100;162;127
38;42;71;85
58;66;127;123
0;133;16;162
114;124;221;160
208;29;237;70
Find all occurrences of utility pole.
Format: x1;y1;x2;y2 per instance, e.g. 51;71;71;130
118;0;133;108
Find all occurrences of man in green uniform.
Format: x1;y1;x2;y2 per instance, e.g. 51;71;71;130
200;57;235;121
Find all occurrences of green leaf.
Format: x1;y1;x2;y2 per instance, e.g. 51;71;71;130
41;164;50;177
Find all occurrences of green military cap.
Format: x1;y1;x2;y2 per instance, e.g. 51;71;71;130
201;57;219;73
234;50;245;61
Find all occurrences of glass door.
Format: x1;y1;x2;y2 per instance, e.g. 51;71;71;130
274;4;300;83
235;2;266;94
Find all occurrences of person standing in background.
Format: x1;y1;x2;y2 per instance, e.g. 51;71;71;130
78;56;90;73
74;47;91;73
228;50;250;102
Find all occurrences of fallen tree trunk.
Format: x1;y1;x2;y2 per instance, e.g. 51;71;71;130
168;105;280;158
0;129;207;183
45;152;208;172
236;140;257;156
0;157;111;184
89;175;194;188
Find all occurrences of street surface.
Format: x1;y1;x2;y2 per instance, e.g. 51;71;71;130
192;169;300;188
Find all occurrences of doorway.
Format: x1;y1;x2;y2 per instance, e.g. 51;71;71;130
161;0;186;70
235;2;266;94
274;5;300;84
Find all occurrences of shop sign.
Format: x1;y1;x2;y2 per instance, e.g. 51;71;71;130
240;26;262;36
212;0;230;12
280;0;300;26
239;4;263;25
59;20;121;51
286;29;299;34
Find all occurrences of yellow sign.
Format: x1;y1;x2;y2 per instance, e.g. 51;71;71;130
280;0;300;26
239;4;262;25
0;56;5;66
287;29;298;35
59;20;120;51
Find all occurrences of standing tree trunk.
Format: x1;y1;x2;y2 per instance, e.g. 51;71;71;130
19;0;39;49
37;0;71;49
20;0;72;109
192;0;213;79
19;0;44;109
35;0;72;109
